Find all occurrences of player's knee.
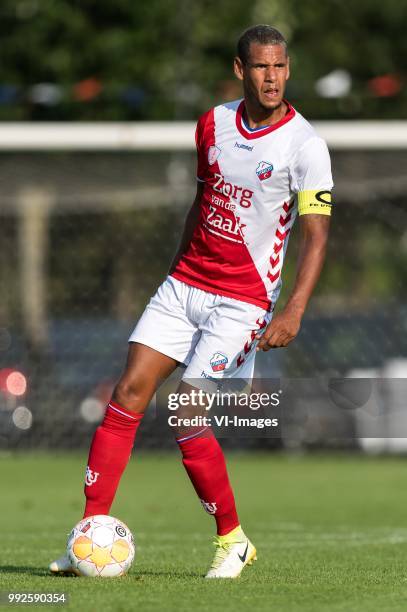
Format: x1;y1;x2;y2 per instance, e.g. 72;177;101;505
112;379;150;414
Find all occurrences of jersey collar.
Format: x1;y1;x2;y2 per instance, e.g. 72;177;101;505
235;99;296;140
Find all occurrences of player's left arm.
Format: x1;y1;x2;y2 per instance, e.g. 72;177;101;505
256;213;330;350
257;135;333;351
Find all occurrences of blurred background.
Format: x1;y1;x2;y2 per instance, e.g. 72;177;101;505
0;0;406;451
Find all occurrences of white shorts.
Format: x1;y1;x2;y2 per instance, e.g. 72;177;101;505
129;276;272;381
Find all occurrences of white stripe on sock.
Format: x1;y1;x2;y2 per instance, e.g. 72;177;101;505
108;403;137;420
176;427;209;443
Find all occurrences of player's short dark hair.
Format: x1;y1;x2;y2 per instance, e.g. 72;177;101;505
237;25;287;65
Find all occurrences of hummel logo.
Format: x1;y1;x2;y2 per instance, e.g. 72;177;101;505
238;542;249;563
234;142;254;152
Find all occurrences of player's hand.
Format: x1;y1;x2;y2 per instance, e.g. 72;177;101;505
256;307;302;351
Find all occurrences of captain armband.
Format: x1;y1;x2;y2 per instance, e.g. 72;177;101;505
297;190;332;216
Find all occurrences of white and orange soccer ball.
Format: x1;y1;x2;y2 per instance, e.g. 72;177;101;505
67;515;135;577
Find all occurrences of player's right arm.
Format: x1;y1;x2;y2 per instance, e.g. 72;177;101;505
168;181;204;275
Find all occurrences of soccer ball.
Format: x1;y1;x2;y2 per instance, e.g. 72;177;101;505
67;515;135;577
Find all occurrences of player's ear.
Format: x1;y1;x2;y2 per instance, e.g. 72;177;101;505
234;56;244;81
286;55;290;80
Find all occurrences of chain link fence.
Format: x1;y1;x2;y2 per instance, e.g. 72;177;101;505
0;149;406;449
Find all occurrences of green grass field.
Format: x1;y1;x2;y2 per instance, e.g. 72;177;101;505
1;451;407;611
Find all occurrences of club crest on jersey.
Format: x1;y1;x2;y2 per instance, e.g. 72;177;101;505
256;161;274;181
210;352;228;372
208;145;221;165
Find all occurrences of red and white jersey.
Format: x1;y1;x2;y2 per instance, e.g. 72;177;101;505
172;99;333;310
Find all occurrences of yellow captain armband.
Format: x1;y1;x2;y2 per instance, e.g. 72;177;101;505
297;190;332;216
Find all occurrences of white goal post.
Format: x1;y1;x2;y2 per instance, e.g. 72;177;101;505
0;121;406;150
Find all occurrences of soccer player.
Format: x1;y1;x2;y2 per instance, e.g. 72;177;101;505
50;24;333;579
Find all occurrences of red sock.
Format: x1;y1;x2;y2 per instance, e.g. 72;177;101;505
177;428;239;535
83;400;143;518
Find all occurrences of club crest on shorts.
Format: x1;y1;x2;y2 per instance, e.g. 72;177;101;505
256;161;273;181
208;145;221;165
210;352;228;372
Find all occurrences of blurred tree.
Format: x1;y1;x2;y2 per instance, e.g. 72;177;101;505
0;0;405;120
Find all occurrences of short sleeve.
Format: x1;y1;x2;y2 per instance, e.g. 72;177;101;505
290;137;334;216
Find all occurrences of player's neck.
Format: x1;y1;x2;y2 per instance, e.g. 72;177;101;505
243;100;288;129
